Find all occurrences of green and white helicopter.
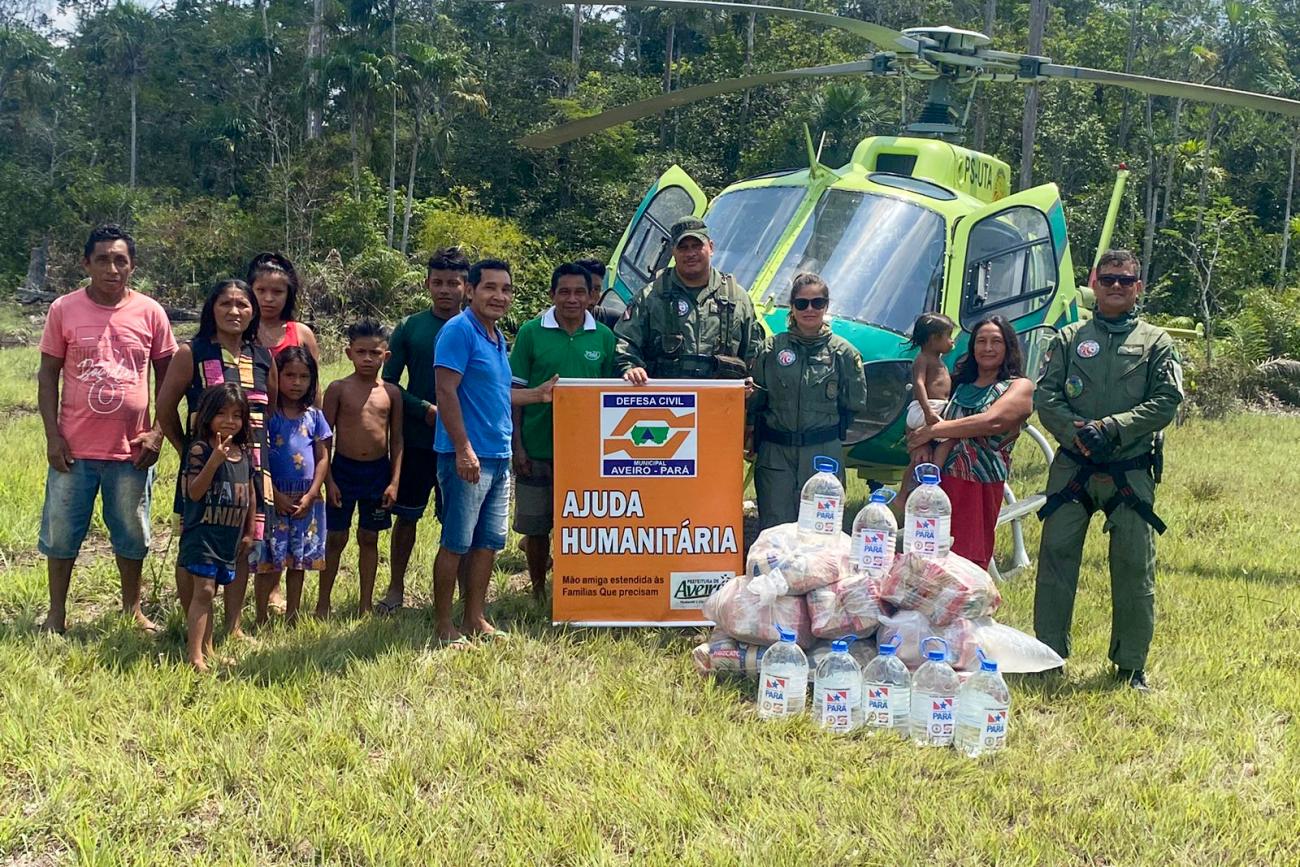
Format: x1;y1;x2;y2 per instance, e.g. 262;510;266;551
505;0;1300;475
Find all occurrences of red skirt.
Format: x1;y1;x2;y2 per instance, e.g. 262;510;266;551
939;475;1004;571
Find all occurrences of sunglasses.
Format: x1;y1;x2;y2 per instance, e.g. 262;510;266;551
792;296;829;311
1096;274;1139;287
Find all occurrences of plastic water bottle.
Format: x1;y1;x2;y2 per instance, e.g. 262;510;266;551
862;634;911;738
954;650;1011;757
757;626;808;719
850;487;898;579
813;635;863;733
903;463;952;558
909;637;959;747
797;455;845;544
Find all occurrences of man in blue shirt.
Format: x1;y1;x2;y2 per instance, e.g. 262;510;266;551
433;258;555;644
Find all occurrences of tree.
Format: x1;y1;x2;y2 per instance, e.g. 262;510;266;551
1019;0;1048;190
85;3;154;188
1163;199;1255;364
397;38;486;254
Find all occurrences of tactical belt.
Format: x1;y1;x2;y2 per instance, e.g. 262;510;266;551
756;421;840;448
1037;448;1167;534
652;354;748;380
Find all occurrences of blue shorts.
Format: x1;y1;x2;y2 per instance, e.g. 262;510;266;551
436;453;510;554
186;561;237;586
39;460;154;560
326;454;392;533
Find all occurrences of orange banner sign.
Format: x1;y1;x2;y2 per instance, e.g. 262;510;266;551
551;379;745;626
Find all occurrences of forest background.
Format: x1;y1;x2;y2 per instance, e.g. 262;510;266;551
3;0;1300;410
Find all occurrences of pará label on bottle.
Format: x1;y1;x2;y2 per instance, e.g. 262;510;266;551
798;494;842;536
852;529;895;576
865;682;907;727
905;515;951;556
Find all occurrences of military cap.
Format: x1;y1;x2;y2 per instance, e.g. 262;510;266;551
670;216;710;247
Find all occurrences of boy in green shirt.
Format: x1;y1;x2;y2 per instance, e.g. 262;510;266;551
510;263;615;599
378;247;468;614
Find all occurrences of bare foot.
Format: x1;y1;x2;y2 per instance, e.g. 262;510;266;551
39;616;66;635
313;605;330;620
189;657;210;673
131;611;158;634
227;627;246;641
435;622;463;643
463;616;505;639
268;586;287;615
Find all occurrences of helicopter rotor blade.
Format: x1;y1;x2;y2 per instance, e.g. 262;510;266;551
518;59;882;148
483;0;920;54
1039;64;1300;118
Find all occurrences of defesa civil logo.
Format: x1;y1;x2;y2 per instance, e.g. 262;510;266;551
601;392;697;477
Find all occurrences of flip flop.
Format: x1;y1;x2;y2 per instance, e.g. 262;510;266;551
472;629;511;644
375;599;402;617
438;635;473;651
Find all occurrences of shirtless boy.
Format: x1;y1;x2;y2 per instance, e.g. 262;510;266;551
319;320;403;616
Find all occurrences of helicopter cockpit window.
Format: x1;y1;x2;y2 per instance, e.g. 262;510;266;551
617;184;699;291
961;206;1057;328
764;190;946;334
705;186;807;291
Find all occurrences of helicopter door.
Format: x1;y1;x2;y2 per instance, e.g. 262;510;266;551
604;165;707;312
949;188;1064;338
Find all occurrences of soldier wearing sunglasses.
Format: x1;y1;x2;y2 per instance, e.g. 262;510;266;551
747;273;868;530
1033;249;1184;693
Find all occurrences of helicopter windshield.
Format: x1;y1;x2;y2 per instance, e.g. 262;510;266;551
765;190;946;334
705;186;807;291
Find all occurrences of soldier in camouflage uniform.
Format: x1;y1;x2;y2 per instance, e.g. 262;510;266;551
748;273;868;529
614;217;765;383
1033;249;1184;692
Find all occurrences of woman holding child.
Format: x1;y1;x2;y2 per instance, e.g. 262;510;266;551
906;315;1033;570
158;278;277;638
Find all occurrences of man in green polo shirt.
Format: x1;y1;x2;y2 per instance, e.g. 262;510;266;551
510;262;615;599
378;246;468;614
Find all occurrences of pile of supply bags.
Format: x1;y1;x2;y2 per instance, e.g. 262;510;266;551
693;523;1062;678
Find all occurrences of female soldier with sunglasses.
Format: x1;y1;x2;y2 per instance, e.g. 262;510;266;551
746;273;868;530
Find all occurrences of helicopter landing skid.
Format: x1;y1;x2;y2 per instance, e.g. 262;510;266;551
992;423;1055;581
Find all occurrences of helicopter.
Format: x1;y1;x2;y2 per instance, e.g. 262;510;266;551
501;0;1300;482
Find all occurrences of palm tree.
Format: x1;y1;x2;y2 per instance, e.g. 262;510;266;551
397;41;487;254
86;3;154;188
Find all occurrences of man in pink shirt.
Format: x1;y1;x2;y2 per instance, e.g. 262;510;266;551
37;224;178;634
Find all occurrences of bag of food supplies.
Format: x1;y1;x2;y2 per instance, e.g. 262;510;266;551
878;552;1001;626
702;574;813;647
691;628;769;677
876;610;979;671
806;575;885;640
746;522;850;595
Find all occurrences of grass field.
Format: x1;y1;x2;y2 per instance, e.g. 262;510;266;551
1;332;1298;865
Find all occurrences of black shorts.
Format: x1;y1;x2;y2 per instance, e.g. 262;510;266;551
392;446;442;522
326;454;392;533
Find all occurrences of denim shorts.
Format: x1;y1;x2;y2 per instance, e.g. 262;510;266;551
39;460;154;560
435;453;511;554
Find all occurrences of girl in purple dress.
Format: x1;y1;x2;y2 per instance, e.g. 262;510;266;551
256;346;332;624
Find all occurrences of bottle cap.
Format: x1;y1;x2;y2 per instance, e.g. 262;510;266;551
813;455;839;474
878;634;900;655
922;635;949;662
830;634;857;653
869;487;897;505
978;648;998;672
915;462;940;485
776;625;796;643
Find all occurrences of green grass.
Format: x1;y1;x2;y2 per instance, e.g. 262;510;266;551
2;338;1299;865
